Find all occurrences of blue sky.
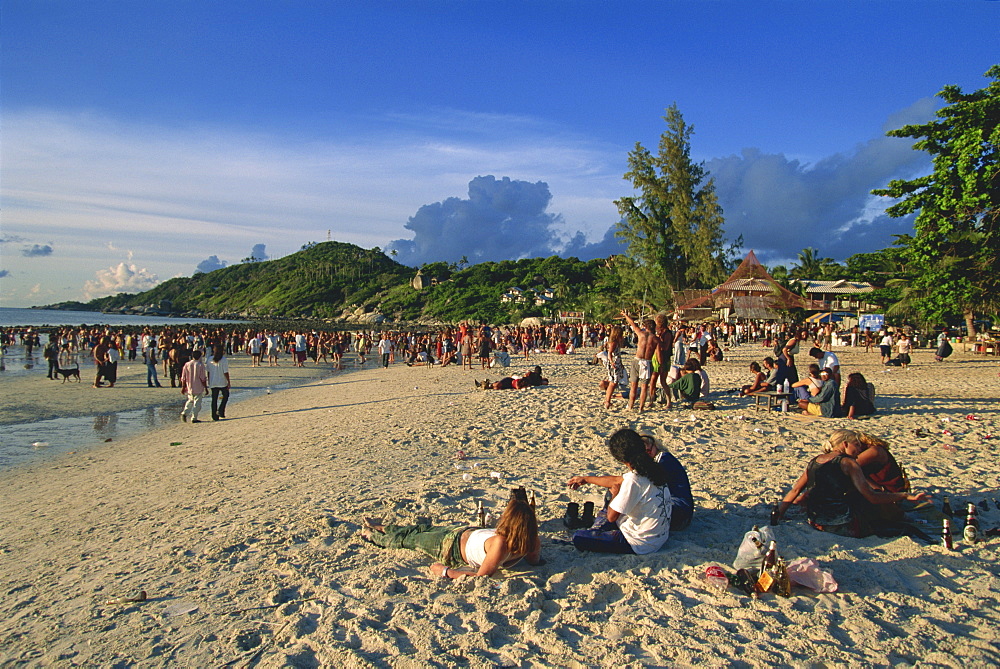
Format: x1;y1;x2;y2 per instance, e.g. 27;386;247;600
2;1;998;306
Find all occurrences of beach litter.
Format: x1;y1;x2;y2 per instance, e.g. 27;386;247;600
786;558;837;593
170;442;183;446
704;565;729;591
30;441;49;449
163;601;199;617
942;444;958;452
104;590;147;606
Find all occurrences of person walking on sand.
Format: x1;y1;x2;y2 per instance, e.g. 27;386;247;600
180;350;209;423
92;336;111;388
207;345;231;421
378;333;393;368
144;336;163;387
897;332;913;370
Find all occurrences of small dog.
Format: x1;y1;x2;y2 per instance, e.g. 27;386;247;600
57;366;81;383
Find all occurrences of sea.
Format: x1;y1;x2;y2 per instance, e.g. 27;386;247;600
0;307;245;328
0;307;257;470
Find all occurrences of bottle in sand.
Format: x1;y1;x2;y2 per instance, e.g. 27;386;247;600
942;518;954;550
756;540;778;593
774;558;792;597
963;503;979;544
476;500;486;527
942;496;954;517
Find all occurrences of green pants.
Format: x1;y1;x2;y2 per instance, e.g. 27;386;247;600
367;524;470;568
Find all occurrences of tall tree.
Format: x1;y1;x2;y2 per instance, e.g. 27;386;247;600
872;65;1000;335
614;104;735;310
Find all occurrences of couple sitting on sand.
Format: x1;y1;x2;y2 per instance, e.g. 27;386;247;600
565;429;693;554
773;429;930;538
363;429;692;579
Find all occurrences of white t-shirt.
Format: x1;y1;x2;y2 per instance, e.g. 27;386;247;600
609;472;672;554
378;338;392;355
819;351;840;370
207;357;230;388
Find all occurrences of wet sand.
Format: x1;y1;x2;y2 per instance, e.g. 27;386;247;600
1;344;998;666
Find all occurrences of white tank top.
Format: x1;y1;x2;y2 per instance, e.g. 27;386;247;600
464;529;496;568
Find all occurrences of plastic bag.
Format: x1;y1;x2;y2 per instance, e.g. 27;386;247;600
733;525;776;571
786;558;838;593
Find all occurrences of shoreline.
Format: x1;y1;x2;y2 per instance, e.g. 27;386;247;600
0;352;361;470
1;345;998;665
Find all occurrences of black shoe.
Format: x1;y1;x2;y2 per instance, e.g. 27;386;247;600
563;502;580;528
579;501;595;528
191;419;201;423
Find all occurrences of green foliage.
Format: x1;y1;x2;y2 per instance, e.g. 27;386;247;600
614;104;735;311
872;65;1000;332
789;248;845;280
79;242;412;319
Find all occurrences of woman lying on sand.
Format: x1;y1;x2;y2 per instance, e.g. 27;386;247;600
566;428;672;554
362;499;542;579
772;429;928;537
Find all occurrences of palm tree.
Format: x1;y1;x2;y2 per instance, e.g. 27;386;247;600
789;248;825;279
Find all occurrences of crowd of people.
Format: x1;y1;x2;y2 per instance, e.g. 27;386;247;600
2;314;956;580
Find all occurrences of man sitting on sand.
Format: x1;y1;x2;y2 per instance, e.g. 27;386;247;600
476;365;548;390
665;359;702;409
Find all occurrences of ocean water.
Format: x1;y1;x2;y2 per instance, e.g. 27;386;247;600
0;382;293;470
0;307;245;328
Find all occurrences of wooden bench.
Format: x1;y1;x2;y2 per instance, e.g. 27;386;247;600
748;390;791;412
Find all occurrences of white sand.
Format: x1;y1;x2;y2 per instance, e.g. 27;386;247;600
1;345;998;666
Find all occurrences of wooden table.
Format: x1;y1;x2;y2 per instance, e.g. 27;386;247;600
748;390;791;412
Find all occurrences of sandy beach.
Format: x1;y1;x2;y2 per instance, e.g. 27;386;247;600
1;343;998;666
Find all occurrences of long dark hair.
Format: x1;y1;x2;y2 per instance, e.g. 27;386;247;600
607;428;669;487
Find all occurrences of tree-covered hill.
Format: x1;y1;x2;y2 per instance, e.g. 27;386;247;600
44;242;613;323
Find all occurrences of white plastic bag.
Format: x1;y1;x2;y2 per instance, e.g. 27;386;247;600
732;525;776;571
786;557;838;593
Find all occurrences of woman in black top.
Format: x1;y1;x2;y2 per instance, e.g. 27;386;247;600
772;431;928;537
842;372;875;419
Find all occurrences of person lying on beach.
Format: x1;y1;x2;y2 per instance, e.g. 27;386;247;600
565;428;672;553
361;498;541;579
842;372;876;419
771;429;928;537
476;365;548;390
739;362;770;397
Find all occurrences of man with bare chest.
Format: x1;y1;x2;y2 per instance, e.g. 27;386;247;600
622;310;660;413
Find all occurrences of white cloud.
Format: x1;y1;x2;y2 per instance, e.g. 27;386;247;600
82;262;161;300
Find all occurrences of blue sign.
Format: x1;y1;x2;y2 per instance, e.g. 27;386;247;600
858;314;884;332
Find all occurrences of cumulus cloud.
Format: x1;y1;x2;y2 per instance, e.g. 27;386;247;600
387;175;620;266
0;235;28;244
196;255;228;273
706;98;936;265
246;244;268;262
82;262;160;299
22;244;54;257
0;270;10;278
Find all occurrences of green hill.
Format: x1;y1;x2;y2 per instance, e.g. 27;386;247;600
49;242;614;323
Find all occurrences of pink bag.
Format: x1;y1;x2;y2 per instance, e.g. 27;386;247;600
786;558;838;592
